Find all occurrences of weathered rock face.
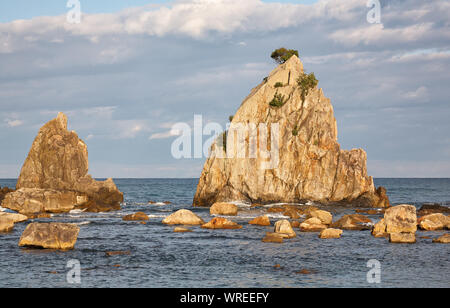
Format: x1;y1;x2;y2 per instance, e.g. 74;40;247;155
193;56;387;208
18;223;80;250
0;187;14;205
1;113;123;213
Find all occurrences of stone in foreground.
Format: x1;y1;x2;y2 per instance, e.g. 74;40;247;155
201;217;242;230
389;232;416;244
319;228;343;239
432;234;450;244
210;202;238;216
19;223;80;250
194;55;389;208
162;209;205;225
262;232;284;243
249;215;271;226
274;219;296;238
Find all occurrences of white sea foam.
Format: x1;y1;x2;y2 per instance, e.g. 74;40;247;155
69;209;87;214
75;221;91;226
0;206;5;212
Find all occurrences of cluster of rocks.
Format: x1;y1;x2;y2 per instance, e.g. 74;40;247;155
1;113;123;216
0;112;123;250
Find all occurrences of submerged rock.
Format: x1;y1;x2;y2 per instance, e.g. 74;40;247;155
274;219;296;238
193;55;387;208
262;232;284;243
174;227;193;233
162;209;205;225
417;203;450;216
248;215;271;226
210;202;238;216
123;212;149;221
432;234;450;244
319;228;343;239
331;214;372;231
201;217;242;230
2;113;123;214
18;223;80;250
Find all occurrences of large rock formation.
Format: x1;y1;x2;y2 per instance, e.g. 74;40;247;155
193;56;388;208
2;113;123;214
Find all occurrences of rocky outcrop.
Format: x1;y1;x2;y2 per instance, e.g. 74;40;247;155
18;223;80;250
373;205;417;241
210;202;238;216
1;113;123;214
193;56;388;208
319;228;343;239
201;217;242;229
162;209;205;225
274;219;296;238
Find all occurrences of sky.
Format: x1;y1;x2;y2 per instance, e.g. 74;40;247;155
0;0;449;178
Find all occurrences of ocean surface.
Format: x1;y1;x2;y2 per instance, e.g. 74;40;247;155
0;178;449;288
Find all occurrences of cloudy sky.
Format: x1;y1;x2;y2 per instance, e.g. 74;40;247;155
0;0;449;178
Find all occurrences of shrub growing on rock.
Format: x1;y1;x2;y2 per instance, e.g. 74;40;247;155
269;92;287;108
271;48;299;64
297;72;318;102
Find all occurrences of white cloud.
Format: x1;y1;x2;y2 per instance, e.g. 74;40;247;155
4;119;23;127
149;130;179;140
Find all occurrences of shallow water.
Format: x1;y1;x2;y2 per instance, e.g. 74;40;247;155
0;178;449;288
